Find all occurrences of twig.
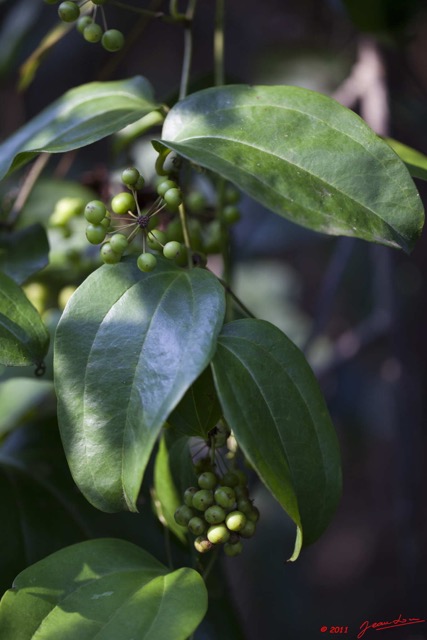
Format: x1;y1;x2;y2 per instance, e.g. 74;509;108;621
7;153;50;228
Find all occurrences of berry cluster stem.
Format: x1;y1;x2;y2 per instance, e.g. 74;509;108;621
179;0;198;100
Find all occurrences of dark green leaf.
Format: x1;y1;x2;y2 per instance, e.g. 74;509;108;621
0;272;49;366
168;366;222;438
211;319;342;559
164;429;197;496
153;435;187;543
54;258;225;512
160;85;424;252
385;137;427;181
0;224;49;284
0;76;158;180
0;538;207;639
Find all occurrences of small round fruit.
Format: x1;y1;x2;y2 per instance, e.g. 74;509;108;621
163;187;182;210
234;485;249;500
192;489;214;512
58;1;79;22
100;242;121;264
111;192;136;214
224;185;241;204
224;540;243;557
202;220;221;254
102;29;125;52
188;516;206;536
194;536;213;553
238;519;256;538
186;190;206;213
247;506;260;523
86;223;107;245
147;229;166;251
184;487;198;507
83;23;103;43
110;233;128;254
225;510;247;532
237;498;253;515
163;240;182;259
221;472;239;488
157;179;177;197
234;469;248;486
174;505;194;527
214;486;236;509
207;524;230;545
84;200;106;224
223;204;241;225
76;16;92;33
137;252;157;272
198;471;217;490
100;216;112;230
204;505;226;525
134;175;145;190
121;167;140;186
165;218;184;243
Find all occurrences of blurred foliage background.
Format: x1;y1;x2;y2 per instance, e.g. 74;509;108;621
0;0;426;638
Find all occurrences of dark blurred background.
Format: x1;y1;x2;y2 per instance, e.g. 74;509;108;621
1;1;426;638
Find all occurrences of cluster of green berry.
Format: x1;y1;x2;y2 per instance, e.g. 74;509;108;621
45;0;125;52
174;468;259;557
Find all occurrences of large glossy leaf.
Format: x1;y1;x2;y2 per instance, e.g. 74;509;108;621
54;258;225;513
0;538;207;639
211;319;341;558
0;76;158;180
0;272;49;366
153;435;187;543
160;85;424;252
0;224;49;284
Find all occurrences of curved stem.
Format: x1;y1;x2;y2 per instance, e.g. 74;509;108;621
179;0;198;100
217;278;256;318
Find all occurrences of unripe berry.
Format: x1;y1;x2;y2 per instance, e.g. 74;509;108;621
121;167;140;186
194;536;213;553
135;175;146;191
223;205;241;225
58;1;79;22
221;472;239;488
247;506;260;523
207;524;230;545
192;489;214;511
188;516;206;536
102;29;125;52
174;504;194;527
109;233;128;254
147;229;166;251
157;179;177;197
84;200;107;224
137;253;157;272
224;540;243;557
163;187;182;210
100;242;121;264
224;185;241;204
214;486;236;509
238;519;256;538
163;241;182;260
83;23;103;43
86;223;107;245
184;487;198;507
111;192;136;214
197;471;217;490
204;505;226;525
225;510;247;532
76;16;92;34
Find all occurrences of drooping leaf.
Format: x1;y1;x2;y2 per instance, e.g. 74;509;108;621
0;538;208;640
385;137;427;181
160;84;424;252
168;365;222;438
211;318;342;559
0;76;158;181
0;272;49;367
0;224;49;284
164;429;197;496
153;435;187;543
54;258;225;513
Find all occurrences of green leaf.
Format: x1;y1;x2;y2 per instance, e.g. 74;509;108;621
153;435;187;543
160;85;424;252
0;76;158;181
0;272;49;367
54;258;225;513
211;319;342;559
0;224;49;284
164;429;197;496
385;137;427;181
168;366;222;438
0;538;208;640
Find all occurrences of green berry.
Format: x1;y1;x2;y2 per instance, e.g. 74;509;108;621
237;498;253;515
174;504;194;527
100;242;121;264
102;29;125;52
58;1;79;22
192;489;214;512
163;240;182;260
110;233;128;254
86;223;107;245
76;16;92;34
186;190;206;214
204;505;226;525
197;471;217;490
50;197;84;226
247;506;260;523
184;487;198;507
224;540;243;557
225;510;247;532
157;179;177;197
147;229;166;251
238;519;256;538
174;245;189;267
202;220;221;254
121;167;140;186
111;192;136;214
221;472;239;488
194;536;213;553
134;175;146;190
165;218;184;243
137;253;157;272
223;204;241;225
100;216;112;230
163;187;182;210
234;485;249;500
207;524;230;545
83;23;103;43
234;469;248;486
84;200;106;224
214;486;236;509
188;516;206;536
224;185;241;204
